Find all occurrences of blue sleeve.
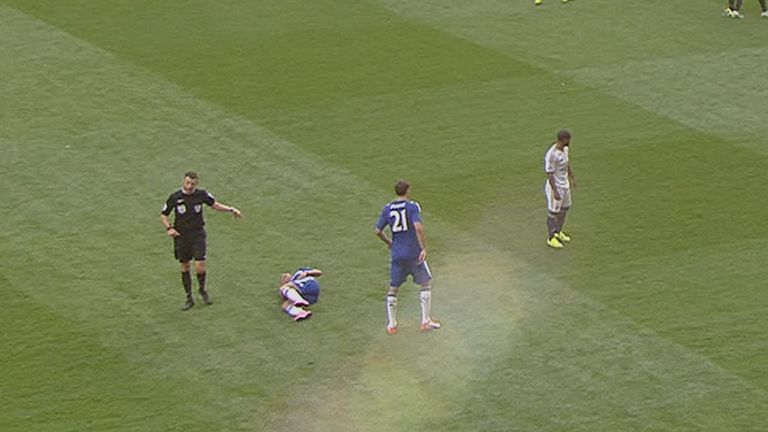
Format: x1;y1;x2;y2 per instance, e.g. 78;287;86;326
410;202;422;224
291;269;305;281
376;206;389;230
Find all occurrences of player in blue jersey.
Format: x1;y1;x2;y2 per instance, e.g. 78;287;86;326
278;267;323;321
375;180;441;334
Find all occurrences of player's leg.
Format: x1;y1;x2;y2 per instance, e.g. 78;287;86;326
413;261;441;331
192;231;212;305
279;283;310;307
386;261;407;334
194;260;212;305
180;261;195;310
545;183;564;248
386;287;400;334
759;0;768;16
175;235;196;310
282;300;312;321
733;0;745;17
554;188;572;243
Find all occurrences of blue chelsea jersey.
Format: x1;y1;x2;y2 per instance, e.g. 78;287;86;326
290;267;315;290
376;200;423;261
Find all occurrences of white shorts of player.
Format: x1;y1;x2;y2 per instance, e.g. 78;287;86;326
545;182;572;214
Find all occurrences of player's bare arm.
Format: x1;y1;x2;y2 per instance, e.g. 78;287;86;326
212;201;243;218
567;164;576;189
160;214;180;237
414;221;427;263
375;228;392;249
298;268;323;278
547;172;561;200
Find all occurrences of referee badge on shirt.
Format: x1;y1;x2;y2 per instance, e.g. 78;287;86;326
177;204;187;214
194;204;202;213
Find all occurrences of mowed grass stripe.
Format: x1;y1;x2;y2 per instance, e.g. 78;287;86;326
368;0;767;71
0;275;223;432
1;0;537;115
569;46;768;155
4;2;768;431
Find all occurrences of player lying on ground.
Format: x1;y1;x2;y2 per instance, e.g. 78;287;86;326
278;267;323;321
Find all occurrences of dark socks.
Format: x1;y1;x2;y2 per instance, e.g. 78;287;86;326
181;271;193;300
760;0;767;12
196;272;207;294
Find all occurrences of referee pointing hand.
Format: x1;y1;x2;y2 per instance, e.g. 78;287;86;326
160;171;243;310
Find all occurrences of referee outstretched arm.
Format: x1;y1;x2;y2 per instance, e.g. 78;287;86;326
211;201;244;218
160;171;243;311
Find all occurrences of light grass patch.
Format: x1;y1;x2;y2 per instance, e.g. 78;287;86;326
569;47;768;155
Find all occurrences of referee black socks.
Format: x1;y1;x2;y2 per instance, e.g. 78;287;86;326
181;271;193;298
197;272;212;305
196;272;207;293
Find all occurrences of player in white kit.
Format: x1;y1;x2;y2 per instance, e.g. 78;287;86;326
544;129;576;249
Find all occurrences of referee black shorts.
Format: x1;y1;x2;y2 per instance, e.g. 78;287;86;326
173;229;207;262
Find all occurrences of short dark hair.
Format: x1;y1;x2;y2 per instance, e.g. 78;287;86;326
557;129;572;142
394;180;410;196
184;171;199;180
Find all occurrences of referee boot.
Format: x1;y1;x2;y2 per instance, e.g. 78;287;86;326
181;298;195;311
200;289;213;305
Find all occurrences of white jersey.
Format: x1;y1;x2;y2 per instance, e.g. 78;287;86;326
544;144;570;189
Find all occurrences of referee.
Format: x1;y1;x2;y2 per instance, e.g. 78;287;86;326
160;171;243;310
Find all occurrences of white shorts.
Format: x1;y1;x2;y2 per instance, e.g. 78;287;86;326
545;182;572;214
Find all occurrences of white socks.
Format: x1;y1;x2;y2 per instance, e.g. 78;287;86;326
419;289;432;324
284;304;306;317
387;289;434;327
281;286;307;305
386;295;398;328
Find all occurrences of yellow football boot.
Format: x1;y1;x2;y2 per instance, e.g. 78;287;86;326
547;237;564;249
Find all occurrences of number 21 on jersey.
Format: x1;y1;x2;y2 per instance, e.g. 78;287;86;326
390;209;408;232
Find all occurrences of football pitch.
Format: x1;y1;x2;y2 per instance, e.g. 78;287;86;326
2;0;767;430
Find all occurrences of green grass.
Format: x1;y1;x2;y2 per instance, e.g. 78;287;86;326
2;0;768;430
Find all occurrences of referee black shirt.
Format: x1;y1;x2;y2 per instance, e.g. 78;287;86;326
161;189;216;233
